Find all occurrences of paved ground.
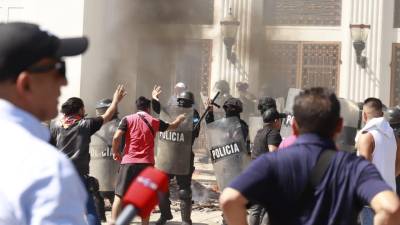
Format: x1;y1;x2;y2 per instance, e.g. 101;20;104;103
102;148;223;225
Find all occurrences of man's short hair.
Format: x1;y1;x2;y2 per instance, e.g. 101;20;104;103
136;96;151;111
61;97;84;116
0;22;88;82
363;97;383;112
293;87;340;138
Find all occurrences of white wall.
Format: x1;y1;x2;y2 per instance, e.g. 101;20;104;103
0;0;85;110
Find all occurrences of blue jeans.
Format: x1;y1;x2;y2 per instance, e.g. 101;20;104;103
360;207;374;225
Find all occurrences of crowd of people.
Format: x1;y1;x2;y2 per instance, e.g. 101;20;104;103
1;21;400;225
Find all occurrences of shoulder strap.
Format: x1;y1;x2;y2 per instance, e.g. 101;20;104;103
310;149;336;187
137;113;155;137
297;149;336;207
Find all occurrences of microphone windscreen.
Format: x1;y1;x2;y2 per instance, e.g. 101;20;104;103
122;167;168;218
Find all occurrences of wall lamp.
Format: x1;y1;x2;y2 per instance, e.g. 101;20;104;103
220;8;240;63
350;24;371;69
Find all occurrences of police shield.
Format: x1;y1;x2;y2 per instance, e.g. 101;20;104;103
337;98;361;152
156;106;193;175
206;117;250;190
89;119;120;192
280;88;302;139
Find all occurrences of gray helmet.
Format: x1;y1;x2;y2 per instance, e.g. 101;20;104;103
214;80;230;93
223;97;243;113
177;91;194;105
96;98;112;109
385;106;400;126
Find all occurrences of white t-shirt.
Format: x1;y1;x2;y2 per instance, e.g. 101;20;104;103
0;99;88;225
356;117;397;190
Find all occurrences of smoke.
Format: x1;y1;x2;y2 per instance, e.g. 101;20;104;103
81;0;214;117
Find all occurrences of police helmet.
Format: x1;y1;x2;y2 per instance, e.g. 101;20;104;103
258;97;276;113
223;97;243;113
385;106;400;126
96;98;112;109
177;91;195;105
214;80;230;93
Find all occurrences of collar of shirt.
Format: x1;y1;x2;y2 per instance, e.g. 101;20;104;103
0;99;50;141
294;133;337;150
137;110;150;116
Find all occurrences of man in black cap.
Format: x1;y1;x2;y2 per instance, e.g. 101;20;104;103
0;22;89;224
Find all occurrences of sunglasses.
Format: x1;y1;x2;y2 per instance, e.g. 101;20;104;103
26;60;66;77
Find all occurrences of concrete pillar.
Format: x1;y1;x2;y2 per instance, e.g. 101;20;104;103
81;0;138;116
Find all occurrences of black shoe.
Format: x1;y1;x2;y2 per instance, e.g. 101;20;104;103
155;214;173;225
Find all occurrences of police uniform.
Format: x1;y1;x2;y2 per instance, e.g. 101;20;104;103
153;91;200;225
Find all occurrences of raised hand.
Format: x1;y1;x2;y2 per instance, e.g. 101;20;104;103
152;85;162;101
113;84;127;103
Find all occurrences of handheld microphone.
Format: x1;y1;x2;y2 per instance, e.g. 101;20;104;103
115;167;169;225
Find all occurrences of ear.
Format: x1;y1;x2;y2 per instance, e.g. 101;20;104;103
335;117;343;135
362;111;367;122
292;118;300;136
15;72;32;96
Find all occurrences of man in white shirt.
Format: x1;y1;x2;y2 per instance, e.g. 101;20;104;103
0;22;89;225
356;97;398;225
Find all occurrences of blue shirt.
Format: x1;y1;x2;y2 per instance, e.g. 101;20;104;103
0;99;88;225
230;133;391;225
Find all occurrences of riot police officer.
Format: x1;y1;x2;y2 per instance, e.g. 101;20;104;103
89;99;121;207
205;97;250;225
212;80;233;120
154;91;201;225
206;97;250;150
88;99;122;221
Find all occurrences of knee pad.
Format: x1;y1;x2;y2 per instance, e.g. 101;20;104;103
178;189;192;200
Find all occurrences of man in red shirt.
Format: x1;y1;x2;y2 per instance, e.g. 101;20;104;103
111;87;185;225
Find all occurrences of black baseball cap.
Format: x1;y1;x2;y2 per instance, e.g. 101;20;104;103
263;107;286;123
0;22;89;81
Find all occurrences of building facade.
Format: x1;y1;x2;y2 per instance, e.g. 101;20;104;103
1;0;399;116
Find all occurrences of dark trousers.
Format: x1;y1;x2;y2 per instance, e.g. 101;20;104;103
248;204;269;225
81;175;101;225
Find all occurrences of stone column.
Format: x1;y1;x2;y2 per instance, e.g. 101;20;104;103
218;0;256;97
344;0;394;104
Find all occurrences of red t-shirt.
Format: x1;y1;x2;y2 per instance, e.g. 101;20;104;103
118;111;168;164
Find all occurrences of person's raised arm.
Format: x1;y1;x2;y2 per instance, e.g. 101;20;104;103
101;85;126;124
